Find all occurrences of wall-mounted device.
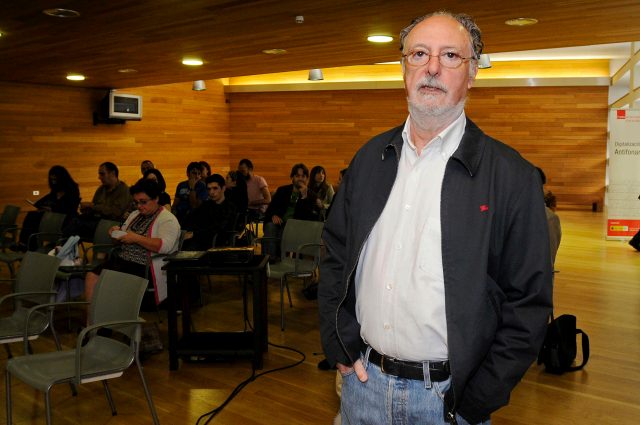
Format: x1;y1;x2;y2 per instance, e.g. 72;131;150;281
94;90;143;125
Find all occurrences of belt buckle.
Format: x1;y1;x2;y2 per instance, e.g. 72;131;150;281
380;354;386;373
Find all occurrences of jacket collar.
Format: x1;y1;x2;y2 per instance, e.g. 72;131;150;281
381;118;486;177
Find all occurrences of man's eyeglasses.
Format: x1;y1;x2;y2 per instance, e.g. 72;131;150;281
402;49;475;69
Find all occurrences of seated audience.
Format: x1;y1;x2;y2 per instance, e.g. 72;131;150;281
172;161;208;225
263;163;318;258
84;179;180;306
238;158;271;221
140;159;155;175
143;168;171;209
17;165;81;251
64;162;131;238
182;174;237;250
309;165;335;221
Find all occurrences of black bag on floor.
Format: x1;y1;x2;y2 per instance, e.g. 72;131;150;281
538;314;589;374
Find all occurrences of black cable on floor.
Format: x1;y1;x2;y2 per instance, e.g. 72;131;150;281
195;342;306;425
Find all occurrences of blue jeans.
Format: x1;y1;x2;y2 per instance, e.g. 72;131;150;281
340;348;490;425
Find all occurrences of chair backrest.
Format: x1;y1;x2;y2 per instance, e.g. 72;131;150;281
90;269;147;339
0;205;21;227
15;251;61;306
93;219;120;246
38;212;67;234
279;219;324;258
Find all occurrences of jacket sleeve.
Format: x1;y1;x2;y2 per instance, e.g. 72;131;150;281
457;168;553;422
318;172;353;367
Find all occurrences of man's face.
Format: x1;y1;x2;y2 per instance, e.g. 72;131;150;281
402;15;477;121
238;164;250;177
207;182;223;202
98;166;115;186
188;168;202;181
291;168;308;188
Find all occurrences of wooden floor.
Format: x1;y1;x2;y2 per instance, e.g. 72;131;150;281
0;210;639;424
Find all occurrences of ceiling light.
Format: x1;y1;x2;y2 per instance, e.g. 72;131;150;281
192;80;207;91
118;68;138;73
262;49;287;55
505;17;538;26
368;35;394;43
66;74;85;81
477;54;491;69
308;69;324;81
43;8;81;18
182;58;203;66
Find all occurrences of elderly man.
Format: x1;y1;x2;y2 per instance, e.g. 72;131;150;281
318;11;552;425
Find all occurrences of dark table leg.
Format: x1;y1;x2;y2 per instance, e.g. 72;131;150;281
167;270;179;370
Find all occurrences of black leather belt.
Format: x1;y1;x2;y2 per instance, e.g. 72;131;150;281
368;347;450;382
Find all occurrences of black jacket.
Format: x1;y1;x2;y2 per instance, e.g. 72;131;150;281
318;119;553;423
265;184;318;223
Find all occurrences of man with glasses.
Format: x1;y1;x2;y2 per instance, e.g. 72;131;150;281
318;11;552;424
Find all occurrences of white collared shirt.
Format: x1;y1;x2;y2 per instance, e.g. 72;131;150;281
355;112;466;361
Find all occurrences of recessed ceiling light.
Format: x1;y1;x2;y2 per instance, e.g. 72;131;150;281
182;58;204;66
368;35;394;43
262;49;287;55
43;8;81;18
118;68;138;73
66;74;85;81
505;17;538;26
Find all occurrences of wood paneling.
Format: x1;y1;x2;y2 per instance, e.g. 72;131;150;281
228;86;608;209
0;80;230;222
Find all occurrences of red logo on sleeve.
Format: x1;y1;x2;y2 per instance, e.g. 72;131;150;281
480;204;489;212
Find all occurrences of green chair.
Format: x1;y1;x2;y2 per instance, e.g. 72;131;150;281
0;205;22;277
27;211;67;253
0;251;62;358
260;219;324;331
6;269;160;425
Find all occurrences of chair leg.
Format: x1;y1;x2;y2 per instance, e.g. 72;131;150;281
4;344;12;359
102;380;117;416
45;389;52;425
136;357;160;425
280;277;285;331
6;369;12;424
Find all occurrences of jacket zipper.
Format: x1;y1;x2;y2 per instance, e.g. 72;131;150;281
336;141;401;365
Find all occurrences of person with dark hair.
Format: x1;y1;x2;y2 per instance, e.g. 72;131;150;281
64;162;131;238
143;168;171;209
140;160;154;175
84;178;180;306
309;165;335;220
172;161;208;225
16;165;81;250
199;161;211;181
263;163;318;258
225;170;248;213
237;158;271;219
319;11;552;424
182;174;236;250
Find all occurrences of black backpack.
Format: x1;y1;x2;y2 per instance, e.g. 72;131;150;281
537;314;590;374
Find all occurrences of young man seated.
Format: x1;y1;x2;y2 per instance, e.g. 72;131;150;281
182;174;237;251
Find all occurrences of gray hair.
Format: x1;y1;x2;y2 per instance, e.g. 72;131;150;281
399;11;483;59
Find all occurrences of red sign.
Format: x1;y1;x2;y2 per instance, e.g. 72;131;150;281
607;219;640;237
617;110;626;119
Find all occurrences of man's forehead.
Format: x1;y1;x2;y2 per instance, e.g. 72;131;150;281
406;15;469;48
207;183;220;189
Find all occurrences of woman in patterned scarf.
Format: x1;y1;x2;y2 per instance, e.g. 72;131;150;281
85;178;180;306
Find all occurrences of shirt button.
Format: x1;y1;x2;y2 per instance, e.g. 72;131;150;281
383;323;391;330
396;242;402;250
404;204;411;210
386;282;393;290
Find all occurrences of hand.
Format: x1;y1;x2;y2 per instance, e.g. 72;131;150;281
272;215;283;225
188;176;198;190
337;359;368;382
108;226;121;236
118;231;140;245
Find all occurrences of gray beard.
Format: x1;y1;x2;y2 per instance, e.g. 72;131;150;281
407;96;466;131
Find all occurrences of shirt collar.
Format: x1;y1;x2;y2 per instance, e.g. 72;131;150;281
401;112;467;159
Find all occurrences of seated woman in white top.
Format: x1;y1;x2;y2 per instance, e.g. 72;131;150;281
85;178;180;306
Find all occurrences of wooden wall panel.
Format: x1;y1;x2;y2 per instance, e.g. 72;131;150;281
228;86;608;209
0;81;230;221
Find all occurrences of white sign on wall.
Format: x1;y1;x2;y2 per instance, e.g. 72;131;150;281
607;109;640;239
